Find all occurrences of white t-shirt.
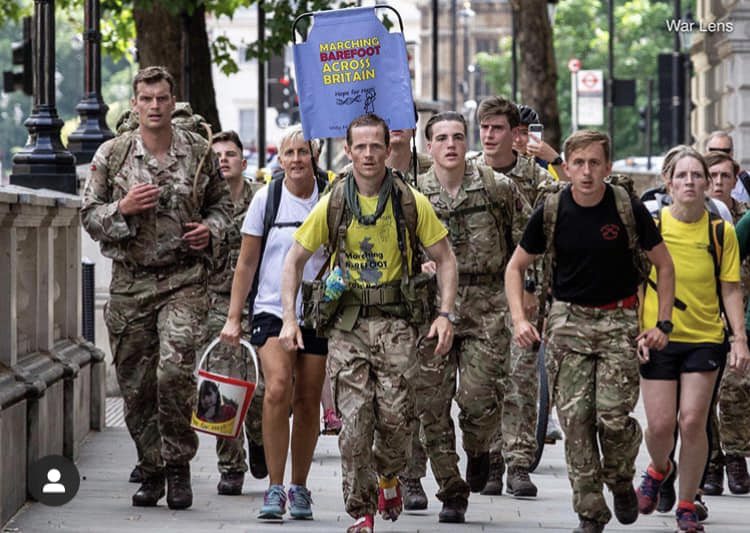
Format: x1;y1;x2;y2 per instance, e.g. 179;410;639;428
241;180;327;320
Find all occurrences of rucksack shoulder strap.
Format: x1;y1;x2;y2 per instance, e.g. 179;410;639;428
707;212;725;278
392;171;419;255
326;176;349;258
611;184;639;252
105;132;136;180
263;178;284;240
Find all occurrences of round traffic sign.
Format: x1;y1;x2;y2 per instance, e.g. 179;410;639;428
567;58;582;73
581;72;598;88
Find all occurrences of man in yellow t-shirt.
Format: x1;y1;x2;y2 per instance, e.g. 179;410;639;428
279;114;457;533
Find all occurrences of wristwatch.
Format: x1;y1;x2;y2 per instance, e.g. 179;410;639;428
655;320;673;335
438;311;457;324
550;155;563;166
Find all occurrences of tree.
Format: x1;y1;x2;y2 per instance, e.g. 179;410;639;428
513;0;561;151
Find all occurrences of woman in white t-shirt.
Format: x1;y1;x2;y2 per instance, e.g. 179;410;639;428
221;125;328;521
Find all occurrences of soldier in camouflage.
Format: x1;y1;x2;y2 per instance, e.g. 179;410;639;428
505;130;675;533
414;111;529;522
81;66;232;510
204;130;267;495
466;97;555;497
703;150;750;495
280;114;457;533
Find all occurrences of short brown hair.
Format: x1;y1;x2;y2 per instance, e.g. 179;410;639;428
704;149;739;178
212;130;243;153
662;145;709;182
476;96;520;128
563;130;611;163
424;112;467;140
133;66;175;97
346;113;389;147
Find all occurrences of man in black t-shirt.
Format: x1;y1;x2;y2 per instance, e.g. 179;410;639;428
504;130;676;533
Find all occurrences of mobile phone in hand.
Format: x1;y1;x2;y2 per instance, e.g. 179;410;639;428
528;123;543;149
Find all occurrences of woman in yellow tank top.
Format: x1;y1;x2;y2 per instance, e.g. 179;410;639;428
636;146;750;533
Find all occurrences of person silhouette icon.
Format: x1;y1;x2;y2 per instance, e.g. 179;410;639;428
42;468;66;494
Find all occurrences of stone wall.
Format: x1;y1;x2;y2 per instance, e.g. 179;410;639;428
0;185;106;527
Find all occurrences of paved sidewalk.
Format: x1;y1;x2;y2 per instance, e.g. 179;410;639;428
4;400;749;532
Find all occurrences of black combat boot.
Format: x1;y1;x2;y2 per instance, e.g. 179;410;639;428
612;484;638;525
506;465;538;497
248;440;268;479
217;471;244;495
129;465;143;484
132;473;165;507
701;461;724;495
401;477;428;510
166;463;193;510
480;460;504;495
726;455;750;494
438;495;467;523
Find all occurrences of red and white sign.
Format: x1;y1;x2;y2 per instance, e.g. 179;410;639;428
567;58;582;73
577;69;603;94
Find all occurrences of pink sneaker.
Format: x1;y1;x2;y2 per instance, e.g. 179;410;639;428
322;409;342;435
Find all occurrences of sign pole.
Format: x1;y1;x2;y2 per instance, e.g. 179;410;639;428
571;71;578;133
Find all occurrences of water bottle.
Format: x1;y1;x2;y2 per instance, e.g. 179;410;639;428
323;266;346;302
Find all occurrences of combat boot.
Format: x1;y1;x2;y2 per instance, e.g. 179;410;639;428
726;455;750;494
166;463;193;510
438;495;467;523
572;516;604;533
248;439;268;479
217;471;244;495
400;477;427;510
132;473;165;507
506;465;537;497
612;484;638;524
129;465;143;484
701;461;723;495
480;460;504;495
465;451;489;493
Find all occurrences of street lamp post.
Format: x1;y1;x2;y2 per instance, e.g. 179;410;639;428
10;0;77;194
68;0;114;165
671;0;681;146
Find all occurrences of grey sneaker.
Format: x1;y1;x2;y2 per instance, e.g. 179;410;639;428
288;484;313;520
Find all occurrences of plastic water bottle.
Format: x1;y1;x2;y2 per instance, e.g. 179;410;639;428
323;266;346;302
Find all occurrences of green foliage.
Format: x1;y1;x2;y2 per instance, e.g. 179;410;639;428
475;36;513;100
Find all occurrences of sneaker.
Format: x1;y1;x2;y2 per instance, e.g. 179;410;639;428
546;414;563;443
465;451;490;493
636;460;673;514
572;516;604;533
506;465;537;497
676;506;705;532
694;493;708;522
377;476;402;522
726;454;750;494
347;514;374;533
701;461;723;495
288;484;313;520
217;471;244;495
480;460;504;495
258;484;287;519
612;484;638;525
322;408;342;435
400;477;427;510
657;460;678;513
438;495;467;523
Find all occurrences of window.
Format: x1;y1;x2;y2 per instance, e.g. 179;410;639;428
239;109;257;146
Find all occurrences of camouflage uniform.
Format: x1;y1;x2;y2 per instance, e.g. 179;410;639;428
202;179;264;474
81;129;232;478
412;160;528;501
329;315;419;517
545;301;642;524
713;201;750;463
467;152;555;470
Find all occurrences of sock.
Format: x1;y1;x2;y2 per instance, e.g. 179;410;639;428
677;500;696;512
647;464;667;481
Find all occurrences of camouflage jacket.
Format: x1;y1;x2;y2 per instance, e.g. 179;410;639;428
467;151;555;213
81;128;233;271
208;179;257;295
416;159;529;277
730;199;750;304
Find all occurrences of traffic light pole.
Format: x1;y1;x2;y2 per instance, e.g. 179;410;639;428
68;0;114;165
257;1;266;171
10;0;77;195
672;0;681;146
647;79;653;171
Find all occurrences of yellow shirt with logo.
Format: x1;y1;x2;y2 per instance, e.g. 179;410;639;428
294;185;448;287
642;208;740;344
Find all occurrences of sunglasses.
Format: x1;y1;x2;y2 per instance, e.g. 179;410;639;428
707;147;732;154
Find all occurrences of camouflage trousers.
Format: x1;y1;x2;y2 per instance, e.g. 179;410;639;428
545;301;642;525
327;315;418;518
486;311;540;469
104;268;205;477
200;293;265;474
718;369;750;456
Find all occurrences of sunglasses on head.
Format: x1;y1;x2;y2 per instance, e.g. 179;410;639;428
707;147;732;154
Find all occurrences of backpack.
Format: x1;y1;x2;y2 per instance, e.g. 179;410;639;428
107;102;213;206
